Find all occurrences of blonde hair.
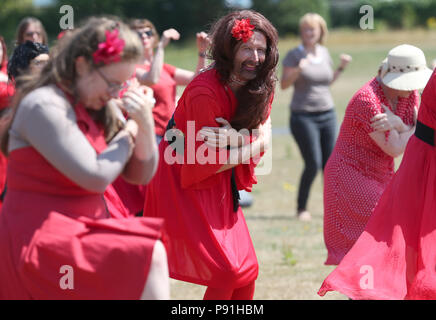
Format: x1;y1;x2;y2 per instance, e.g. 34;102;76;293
299;13;328;45
1;17;143;154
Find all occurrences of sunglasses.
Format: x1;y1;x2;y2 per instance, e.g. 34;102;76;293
137;30;154;38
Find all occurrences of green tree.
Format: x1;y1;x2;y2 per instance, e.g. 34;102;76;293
251;0;330;36
51;0;227;40
0;0;34;49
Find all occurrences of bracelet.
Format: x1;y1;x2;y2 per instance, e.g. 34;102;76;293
198;52;207;58
337;66;345;72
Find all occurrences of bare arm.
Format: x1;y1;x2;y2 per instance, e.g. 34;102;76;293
136;43;165;86
369;127;415;158
137;28;182;86
330;54;352;85
368;105;417;157
119;120;159;185
173;32;210;86
113;86;159;185
280;66;302;90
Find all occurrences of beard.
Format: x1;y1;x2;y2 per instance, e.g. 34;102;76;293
234;60;260;81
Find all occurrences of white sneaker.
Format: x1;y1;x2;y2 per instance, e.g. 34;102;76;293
297;210;311;221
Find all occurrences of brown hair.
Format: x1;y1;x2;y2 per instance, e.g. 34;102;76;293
1;17;143;154
129;18;160;48
16;17;49;46
209;10;279;131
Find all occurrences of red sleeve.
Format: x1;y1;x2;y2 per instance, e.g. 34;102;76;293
164;64;177;79
351;91;381;134
0;82;15;110
179;89;230;189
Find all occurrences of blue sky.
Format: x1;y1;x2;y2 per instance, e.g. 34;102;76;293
34;0;252;7
33;0;53;6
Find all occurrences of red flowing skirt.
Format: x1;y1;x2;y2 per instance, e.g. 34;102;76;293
0;148;163;299
144;140;258;289
319;135;436;299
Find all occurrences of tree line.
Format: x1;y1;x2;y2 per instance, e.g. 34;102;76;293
2;0;436;50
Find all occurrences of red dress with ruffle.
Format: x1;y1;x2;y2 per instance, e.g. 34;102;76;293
143;68;269;289
319;71;436;300
323;77;418;265
0;101;163;299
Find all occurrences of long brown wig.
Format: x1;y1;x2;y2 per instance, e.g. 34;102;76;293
209;10;279;131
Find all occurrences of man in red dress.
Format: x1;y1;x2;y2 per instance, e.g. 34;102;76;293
144;10;278;300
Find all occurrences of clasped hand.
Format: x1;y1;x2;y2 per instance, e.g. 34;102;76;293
198;118;246;149
371;105;403;132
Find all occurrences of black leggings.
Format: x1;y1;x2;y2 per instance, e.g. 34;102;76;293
290;109;337;211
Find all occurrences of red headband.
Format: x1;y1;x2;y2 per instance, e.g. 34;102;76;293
93;29;125;65
231;18;255;43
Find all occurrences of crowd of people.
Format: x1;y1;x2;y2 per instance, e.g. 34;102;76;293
0;11;276;300
0;8;435;300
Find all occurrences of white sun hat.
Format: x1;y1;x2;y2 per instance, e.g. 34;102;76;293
380;44;433;91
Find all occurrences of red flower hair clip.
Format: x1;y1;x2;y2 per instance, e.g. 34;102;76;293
93;29;125;65
231;18;255;43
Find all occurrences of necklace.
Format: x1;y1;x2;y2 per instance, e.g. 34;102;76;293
389;98;398;112
229;74;247;86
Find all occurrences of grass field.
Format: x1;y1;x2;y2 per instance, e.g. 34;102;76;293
163;29;436;300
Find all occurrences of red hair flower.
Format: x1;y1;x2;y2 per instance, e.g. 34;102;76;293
93;29;125;65
231;18;255;43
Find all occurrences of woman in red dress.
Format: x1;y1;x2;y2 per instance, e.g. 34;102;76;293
322;45;432;267
109;19;210;217
319;64;436;301
144;10;278;300
0;17;168;299
129;18;210;143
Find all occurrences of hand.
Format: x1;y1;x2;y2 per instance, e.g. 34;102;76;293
298;58;309;70
117;86;155;130
160;28;180;48
198;118;246;149
371;104;402;132
339;53;352;68
196;31;210;54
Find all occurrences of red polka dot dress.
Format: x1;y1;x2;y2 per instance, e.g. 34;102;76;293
323;77;418;265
